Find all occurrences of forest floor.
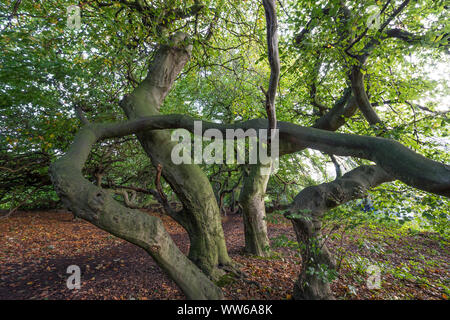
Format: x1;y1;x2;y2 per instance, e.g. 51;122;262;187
0;210;448;300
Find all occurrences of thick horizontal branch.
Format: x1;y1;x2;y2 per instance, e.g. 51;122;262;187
294;6;330;45
74;104;90;125
262;0;280;132
76;114;450;197
289;165;393;218
385;28;423;43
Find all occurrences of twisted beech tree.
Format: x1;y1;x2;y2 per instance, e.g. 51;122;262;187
3;0;449;300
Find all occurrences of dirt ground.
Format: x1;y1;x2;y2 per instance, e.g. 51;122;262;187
0;210;448;300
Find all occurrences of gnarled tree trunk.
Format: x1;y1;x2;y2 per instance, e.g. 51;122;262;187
119;33;231;278
291;210;336;300
50;33;232;299
239;161;271;256
288;165;392;299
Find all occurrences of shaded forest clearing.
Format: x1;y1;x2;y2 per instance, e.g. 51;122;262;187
1;210;448;300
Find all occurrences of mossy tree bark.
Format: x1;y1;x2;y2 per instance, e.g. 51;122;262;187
291;215;336;300
287;165;393;299
49;125;223;299
239;161;272;256
118;33;231;278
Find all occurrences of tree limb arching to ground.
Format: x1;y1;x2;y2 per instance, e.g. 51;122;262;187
49;123;223;300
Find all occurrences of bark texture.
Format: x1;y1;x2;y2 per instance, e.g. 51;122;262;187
49;126;223;300
239;0;280;257
288;165;393;299
262;0;280;133
90;114;450;197
239;162;272;256
351;66;382;125
118;32;231;277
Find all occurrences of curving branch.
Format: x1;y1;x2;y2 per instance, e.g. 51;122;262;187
70;114;449;197
49;125;223;300
287;165;393;299
329;154;342;178
294;6;331;46
312;87;357;131
385;28;423;43
262;0;280;133
346;0;411;59
384;28;449;50
346;0;413;125
113;188;139;208
101;182;183;220
74;103;90;125
350;65;382;125
238;0;281;257
112;0;204;32
289;165;392;218
118;32;233;275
